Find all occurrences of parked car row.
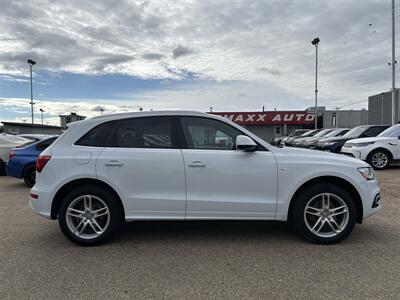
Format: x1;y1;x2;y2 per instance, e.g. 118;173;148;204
0;134;57;186
0;134;34;175
280;124;400;169
7;136;58;187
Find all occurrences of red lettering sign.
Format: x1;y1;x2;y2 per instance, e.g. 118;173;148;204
210;112;315;125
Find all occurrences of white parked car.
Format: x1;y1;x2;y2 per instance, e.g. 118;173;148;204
30;111;381;246
0;134;32;175
341;124;400;170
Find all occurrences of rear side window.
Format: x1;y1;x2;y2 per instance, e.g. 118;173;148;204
75;121;116;147
36;137;57;151
108;117;173;149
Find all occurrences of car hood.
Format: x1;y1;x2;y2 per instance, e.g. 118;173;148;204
293;137;313;142
345;137;396;144
275;146;369;167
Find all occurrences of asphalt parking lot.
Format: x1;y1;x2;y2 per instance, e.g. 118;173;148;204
0;170;399;299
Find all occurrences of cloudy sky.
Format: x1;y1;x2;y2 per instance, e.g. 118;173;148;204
0;0;397;125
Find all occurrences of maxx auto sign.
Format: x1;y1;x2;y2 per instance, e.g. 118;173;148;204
210;111;315;125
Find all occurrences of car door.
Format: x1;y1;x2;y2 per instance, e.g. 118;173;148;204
96;116;186;220
179;116;278;219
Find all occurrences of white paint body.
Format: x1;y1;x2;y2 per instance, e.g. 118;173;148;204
30;111;381;223
341;137;400;162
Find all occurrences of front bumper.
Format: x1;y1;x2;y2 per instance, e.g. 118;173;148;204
361;180;381;220
341;146;366;160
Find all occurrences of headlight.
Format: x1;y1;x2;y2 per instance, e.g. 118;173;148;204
321;142;336;146
358;167;376;181
352;142;375;147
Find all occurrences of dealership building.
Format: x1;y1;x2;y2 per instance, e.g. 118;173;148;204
211;108;369;142
368;89;400;125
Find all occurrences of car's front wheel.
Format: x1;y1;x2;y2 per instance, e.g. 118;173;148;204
367;149;391;170
292;183;357;244
58;186;122;246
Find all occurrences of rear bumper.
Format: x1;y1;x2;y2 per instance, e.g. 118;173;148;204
29;186;52;219
6;161;23;178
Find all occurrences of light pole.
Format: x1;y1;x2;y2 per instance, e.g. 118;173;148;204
311;37;320;129
27;59;36;124
391;0;396;125
39;108;44;125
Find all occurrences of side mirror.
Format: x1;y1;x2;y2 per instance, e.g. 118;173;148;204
236;135;257;151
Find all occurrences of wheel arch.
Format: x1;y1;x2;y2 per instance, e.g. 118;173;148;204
288;176;363;224
50;178;125;220
22;162;36;178
367;147;394;162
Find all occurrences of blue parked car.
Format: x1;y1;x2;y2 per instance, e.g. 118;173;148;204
7;136;57;187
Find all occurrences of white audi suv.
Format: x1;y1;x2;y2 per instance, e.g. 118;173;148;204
30;111;381;246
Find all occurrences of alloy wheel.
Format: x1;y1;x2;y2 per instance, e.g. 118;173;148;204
371;152;388;169
65;195;110;240
304;193;349;238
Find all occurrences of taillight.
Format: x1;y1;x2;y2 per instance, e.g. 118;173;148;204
9;151;16;161
36;155;51;172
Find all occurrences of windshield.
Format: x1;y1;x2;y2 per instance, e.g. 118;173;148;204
289;130;308;137
343;126;368;138
299;129;318;137
378;125;400;137
312;129;334;138
323;129;340;138
323;129;348;138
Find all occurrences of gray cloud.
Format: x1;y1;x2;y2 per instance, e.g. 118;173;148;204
0;0;395;109
142;53;165;60
257;67;282;76
172;45;194;59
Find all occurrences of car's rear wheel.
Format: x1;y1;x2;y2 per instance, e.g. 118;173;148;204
292;183;357;244
0;160;6;176
58;186;122;246
367;149;391;170
23;165;36;187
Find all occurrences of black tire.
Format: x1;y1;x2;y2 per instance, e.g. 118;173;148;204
58;185;123;246
0;161;6;176
367;149;391;170
291;183;357;244
23;165;36;188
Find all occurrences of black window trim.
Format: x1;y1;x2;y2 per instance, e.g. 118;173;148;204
74;120;118;148
36;137;57;151
75;116;179;149
176;115;268;151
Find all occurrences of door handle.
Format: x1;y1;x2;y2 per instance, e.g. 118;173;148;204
188;161;206;168
105;160;124;167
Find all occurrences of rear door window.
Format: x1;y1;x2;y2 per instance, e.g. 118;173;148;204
108;117;174;149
